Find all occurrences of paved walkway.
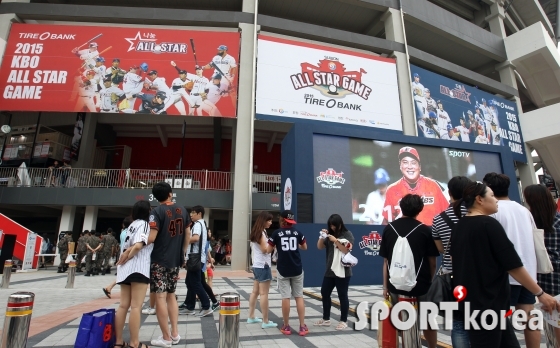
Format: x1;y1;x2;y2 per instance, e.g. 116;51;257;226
0;267;545;347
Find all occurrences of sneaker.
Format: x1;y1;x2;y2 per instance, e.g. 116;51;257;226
299;324;309;336
211;302;220;311
280;325;292;335
262;321;278;329
150;336;172;348
170;334;180;345
178;303;188;310
196;308;214;317
247;317;263;324
179;309;196;315
142;307;156;315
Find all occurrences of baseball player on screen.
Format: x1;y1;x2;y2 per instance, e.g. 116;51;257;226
99;77;125;113
105;58;126;87
424;88;438;117
440;124;459;141
75;70;97;112
417;111;440;139
382;147;448;225
135;91;167;114
411;73;426;119
474;125;489;144
72;42;99;69
455;117;471;142
488;121;502;145
144;70;175;113
202;45;237;92
170;61;210;115
121;64;147;111
202;74;228;116
436;100;451;136
361;168;390;225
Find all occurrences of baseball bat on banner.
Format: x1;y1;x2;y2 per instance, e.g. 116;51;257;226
77;33;103;50
190;39;199;67
211;62;232;84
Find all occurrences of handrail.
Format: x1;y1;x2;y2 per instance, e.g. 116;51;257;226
0;167;281;193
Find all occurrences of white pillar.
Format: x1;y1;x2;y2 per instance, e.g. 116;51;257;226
54;206;76;265
230;0;257;270
382;9;416;136
83;206;99;232
203;208;211;231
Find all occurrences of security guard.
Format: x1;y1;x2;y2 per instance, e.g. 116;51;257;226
101;228;117;275
76;231;87;272
85;230;104;276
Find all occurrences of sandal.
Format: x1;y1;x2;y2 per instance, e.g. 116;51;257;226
313;319;331;326
103;288;111;299
336;322;348;330
113;342;128;348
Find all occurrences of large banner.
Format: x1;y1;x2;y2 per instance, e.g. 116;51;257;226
411;65;526;163
256;35;402;131
313;134;503;226
0;24;240;117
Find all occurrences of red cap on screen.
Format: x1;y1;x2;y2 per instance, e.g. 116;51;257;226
398;146;420;163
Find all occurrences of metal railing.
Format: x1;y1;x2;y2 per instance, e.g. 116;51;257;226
0;167;281;193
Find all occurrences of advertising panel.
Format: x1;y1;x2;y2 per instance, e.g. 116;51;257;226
410;65;526;163
0;24;240;117
313;134;503;226
256;35;402;130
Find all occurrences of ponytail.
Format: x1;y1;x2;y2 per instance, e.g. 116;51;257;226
452;198;465;219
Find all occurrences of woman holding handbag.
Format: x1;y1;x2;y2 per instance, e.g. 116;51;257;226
524;184;560;343
114;201;154;348
314;214;354;330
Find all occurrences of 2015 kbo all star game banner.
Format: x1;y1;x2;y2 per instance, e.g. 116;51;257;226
0;24;240;117
256;35;403;131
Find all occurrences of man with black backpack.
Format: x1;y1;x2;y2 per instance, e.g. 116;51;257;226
379;194;439;348
431;176;471;348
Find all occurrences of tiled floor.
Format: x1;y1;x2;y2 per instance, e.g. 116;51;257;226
0;268;548;347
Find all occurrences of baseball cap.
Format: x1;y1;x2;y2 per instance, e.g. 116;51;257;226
491;120;497;126
424;88;430;93
467;110;473;115
213;73;222;80
178;70;187;74
374;168;390;185
217;45;228;50
195;65;202;70
280;210;296;224
130;65;139;70
103;76;111;83
112;58;120;62
481;98;486;103
399;146;420;163
437;100;442;104
156;91;167;99
413;73;419;78
96;57;105;62
447;124;453;130
89;42;98;47
428;111;437;119
85;70;95;75
148;70;158;75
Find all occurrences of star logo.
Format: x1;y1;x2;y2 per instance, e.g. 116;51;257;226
124;31;156;52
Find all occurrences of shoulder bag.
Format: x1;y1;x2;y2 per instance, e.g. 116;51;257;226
186;221;203;272
425;213;454;305
533;219;554;274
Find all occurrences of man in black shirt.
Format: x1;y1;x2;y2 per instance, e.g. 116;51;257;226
379;194;439;348
267;210;309;336
148;182;189;347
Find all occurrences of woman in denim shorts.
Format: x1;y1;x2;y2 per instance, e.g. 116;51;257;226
247;212;277;329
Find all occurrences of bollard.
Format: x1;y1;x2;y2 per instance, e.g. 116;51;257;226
398;295;422;348
1;292;35;348
65;260;76;289
218;292;240;348
1;260;13;289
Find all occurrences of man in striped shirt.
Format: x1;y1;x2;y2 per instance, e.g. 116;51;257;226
431;176;471;348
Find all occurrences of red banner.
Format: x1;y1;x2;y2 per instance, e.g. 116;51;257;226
0;24;240;117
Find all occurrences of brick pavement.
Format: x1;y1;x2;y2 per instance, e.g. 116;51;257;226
0;267;546;347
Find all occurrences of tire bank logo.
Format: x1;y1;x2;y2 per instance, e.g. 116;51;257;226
316;168;345;189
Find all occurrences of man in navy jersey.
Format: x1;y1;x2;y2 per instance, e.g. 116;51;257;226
267;210;309;336
148;182;190;348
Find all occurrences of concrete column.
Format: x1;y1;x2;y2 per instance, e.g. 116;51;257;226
496;61;537;188
230;0;257;270
486;1;507;39
54;205;76;265
203;208;211;231
230;123;237;173
382;8;416;136
0;14;20;66
74;113;97;168
82;206;99;231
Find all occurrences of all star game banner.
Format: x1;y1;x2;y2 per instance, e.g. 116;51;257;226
256;35;403;131
0;24;240;117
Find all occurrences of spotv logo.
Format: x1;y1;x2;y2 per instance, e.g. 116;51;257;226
355;286;544;331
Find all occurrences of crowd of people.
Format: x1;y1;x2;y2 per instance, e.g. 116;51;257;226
52;173;560;347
